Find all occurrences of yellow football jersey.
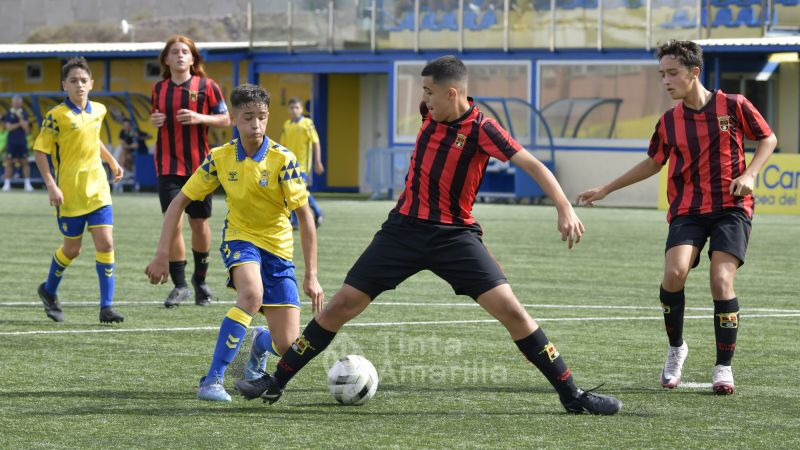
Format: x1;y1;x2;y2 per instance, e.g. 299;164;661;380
33;99;111;217
182;138;309;260
279;117;319;174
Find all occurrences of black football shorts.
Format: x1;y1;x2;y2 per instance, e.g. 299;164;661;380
157;174;212;219
665;208;752;268
345;210;507;300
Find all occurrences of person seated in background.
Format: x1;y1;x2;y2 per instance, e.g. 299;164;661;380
118;118;151;173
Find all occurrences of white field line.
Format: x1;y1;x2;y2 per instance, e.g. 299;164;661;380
2;313;800;336
2;300;799;314
680;382;714;389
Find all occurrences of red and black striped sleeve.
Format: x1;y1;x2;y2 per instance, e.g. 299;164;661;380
736;96;772;141
647;117;671;165
207;79;228;114
477;118;522;162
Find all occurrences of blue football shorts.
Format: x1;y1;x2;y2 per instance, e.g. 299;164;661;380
220;239;301;308
56;205;113;238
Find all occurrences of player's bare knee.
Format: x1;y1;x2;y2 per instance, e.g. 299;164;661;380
663;266;689;289
235;290;263;314
62;245;81;260
710;273;735;300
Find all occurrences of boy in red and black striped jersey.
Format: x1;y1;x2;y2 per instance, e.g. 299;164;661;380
151;35;231;308
235;55;622;415
577;40;777;395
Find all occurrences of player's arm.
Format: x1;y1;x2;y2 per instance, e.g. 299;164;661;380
312;142;324;175
309;123;325;174
99;140;124;182
176;109;231;128
145;192;192;284
576;157;662;207
19;113;30;134
730;133;777;197
510;149;584;249
295;203;325;315
34;150;62;207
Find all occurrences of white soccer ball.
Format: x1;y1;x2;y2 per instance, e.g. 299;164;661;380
327;355;379;406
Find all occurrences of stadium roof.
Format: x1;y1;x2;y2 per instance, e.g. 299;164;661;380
694;36;800;53
0;41;293;59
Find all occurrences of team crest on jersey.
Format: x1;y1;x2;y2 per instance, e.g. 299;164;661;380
455;133;467;148
717;312;738;329
718;115;731;132
189;90;199;102
259;170;270;187
539;341;560;362
71;122;78;129
228;171;238;182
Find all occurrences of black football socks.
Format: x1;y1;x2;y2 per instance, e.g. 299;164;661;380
515;328;579;400
713;298;739;366
660;285;686;348
274;319;337;388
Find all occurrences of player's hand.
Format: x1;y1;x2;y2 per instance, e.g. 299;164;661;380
145;258;170;284
110;160;124;182
151;110;166;128
557;205;585;250
176;109;201;125
46;185;64;207
729;173;755;197
314;162;325;175
575;186;607;207
304;275;325;316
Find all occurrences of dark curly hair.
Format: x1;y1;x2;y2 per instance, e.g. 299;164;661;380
656;40;703;71
61;57;92;81
230;83;271;110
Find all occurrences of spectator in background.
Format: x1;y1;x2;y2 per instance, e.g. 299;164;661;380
2;95;33;192
118;118;151;172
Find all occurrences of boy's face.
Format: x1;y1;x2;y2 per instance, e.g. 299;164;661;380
233;102;269;144
288;102;303;120
659;55;699;100
165;42;194;73
62;68;93;105
422;75;456;122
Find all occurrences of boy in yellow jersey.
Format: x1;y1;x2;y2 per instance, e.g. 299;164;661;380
279;97;324;228
146;84;324;401
33;57;125;324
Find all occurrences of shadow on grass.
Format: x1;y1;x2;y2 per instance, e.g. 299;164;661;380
1;383;665;418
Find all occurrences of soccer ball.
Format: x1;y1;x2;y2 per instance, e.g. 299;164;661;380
327;355;379;406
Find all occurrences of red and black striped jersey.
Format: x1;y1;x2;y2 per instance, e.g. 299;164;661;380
395;101;522;225
152;75;227;177
648;89;772;222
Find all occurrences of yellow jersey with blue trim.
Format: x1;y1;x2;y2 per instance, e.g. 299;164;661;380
182;137;309;260
33;98;111;217
279;116;319;174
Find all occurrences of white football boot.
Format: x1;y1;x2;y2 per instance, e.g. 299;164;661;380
660;341;688;389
